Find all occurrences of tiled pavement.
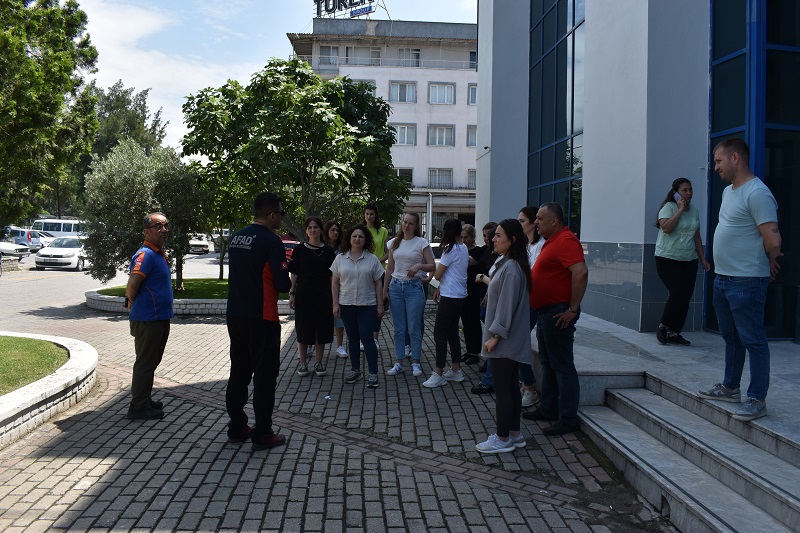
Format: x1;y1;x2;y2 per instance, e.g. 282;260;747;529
0;269;669;532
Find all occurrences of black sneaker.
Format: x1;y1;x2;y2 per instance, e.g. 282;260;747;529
150;399;164;410
126;406;164;420
470;383;494;395
667;333;691;346
542;420;580;436
656;326;668;345
521;408;557;421
314;362;326;376
297;362;310;376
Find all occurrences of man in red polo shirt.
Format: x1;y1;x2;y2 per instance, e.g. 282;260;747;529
522;202;588;436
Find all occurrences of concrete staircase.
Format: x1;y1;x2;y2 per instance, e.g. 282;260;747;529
579;375;800;533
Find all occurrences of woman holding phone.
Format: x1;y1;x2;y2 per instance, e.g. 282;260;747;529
654;177;710;346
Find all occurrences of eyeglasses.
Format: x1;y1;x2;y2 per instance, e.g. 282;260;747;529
269;211;285;217
146;223;169;230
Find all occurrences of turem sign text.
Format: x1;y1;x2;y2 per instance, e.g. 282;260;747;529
315;0;376;18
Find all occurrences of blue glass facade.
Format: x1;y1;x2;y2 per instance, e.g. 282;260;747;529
708;0;800;339
527;0;585;236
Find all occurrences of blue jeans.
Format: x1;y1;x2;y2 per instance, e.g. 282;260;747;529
339;305;379;375
536;304;580;426
480;359;493;387
713;275;771;401
388;278;426;362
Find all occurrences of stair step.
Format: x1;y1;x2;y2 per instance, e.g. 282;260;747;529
646;375;800;468
606;388;800;531
580;405;791;533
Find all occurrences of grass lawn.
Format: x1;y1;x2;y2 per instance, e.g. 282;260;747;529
97;278;289;300
0;337;70;396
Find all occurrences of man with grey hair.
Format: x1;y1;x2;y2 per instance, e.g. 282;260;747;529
523;203;587;436
125;212;174;420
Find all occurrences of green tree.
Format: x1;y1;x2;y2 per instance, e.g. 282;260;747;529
0;0;98;227
182;58;408;242
83;138;207;288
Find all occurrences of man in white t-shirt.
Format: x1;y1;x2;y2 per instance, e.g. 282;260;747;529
698;138;782;422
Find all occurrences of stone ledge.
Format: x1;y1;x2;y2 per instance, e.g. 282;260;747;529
85;289;292;315
0;332;97;449
86;289;436;316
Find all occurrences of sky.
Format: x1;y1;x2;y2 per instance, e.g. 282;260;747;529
79;0;478;150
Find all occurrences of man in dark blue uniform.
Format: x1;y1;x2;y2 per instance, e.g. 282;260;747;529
125;212;174;420
226;192;291;451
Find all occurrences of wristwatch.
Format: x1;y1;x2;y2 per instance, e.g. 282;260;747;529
568;307;578;313
491;333;501;340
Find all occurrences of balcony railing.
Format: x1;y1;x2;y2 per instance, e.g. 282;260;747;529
293;55;477;71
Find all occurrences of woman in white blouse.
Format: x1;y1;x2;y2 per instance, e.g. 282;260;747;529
383;212;435;378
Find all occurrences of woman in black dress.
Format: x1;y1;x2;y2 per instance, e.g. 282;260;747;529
289;216;336;377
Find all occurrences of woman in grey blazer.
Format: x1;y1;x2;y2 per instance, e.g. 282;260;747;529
475;218;532;454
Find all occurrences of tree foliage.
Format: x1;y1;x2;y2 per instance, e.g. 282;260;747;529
82;138;208;287
0;0;98;227
182;58;408;240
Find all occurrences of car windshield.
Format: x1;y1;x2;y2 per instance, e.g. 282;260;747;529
51;237;82;248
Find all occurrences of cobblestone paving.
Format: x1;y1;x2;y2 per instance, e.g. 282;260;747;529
0;268;672;532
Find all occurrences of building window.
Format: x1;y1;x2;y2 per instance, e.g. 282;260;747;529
468;169;477;189
428;168;453;188
468;84;477;105
428;125;455;146
469;50;478;69
353;79;376;96
467;125;477;147
429;83;455;104
391;124;416;145
345;46;380;66
320;46;339;65
398;48;421;67
389;82;416;103
394;168;413;184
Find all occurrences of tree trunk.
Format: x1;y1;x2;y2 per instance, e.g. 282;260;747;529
175;252;185;291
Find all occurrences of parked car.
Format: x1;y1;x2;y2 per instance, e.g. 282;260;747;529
3;226;44;251
37;231;56;248
189;234;210;254
35;236;88;271
283;239;300;261
0;241;31;260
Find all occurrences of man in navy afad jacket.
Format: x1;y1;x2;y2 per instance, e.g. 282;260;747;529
225;192;291;451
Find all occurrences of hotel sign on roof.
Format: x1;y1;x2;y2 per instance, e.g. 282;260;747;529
315;0;376;18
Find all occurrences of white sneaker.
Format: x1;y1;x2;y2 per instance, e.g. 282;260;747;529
336;345;348;358
475;434;515;454
411;363;423;377
387;363;403;376
442;368;465;382
359;341;364;351
405;345;412;358
521;390;539;407
306;346;314;356
509;433;526;448
422;373;448;388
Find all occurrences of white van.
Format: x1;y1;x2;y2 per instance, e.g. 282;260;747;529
32;219;86;237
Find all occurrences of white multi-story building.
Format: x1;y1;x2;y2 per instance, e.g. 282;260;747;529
288;18;478;239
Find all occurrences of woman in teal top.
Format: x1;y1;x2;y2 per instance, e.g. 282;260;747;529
655;178;710;345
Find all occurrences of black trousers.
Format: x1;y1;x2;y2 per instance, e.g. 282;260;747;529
460;288;483;354
226;317;281;438
491;357;521;438
130;320;170;410
655;256;698;334
433;296;465;369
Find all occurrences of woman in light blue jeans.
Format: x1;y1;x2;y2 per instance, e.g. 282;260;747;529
384;212;435;377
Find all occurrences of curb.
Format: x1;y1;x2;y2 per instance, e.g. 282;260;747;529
0;331;97;448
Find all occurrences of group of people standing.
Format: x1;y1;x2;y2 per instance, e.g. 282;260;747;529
284;200;590;454
122;137;780;453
